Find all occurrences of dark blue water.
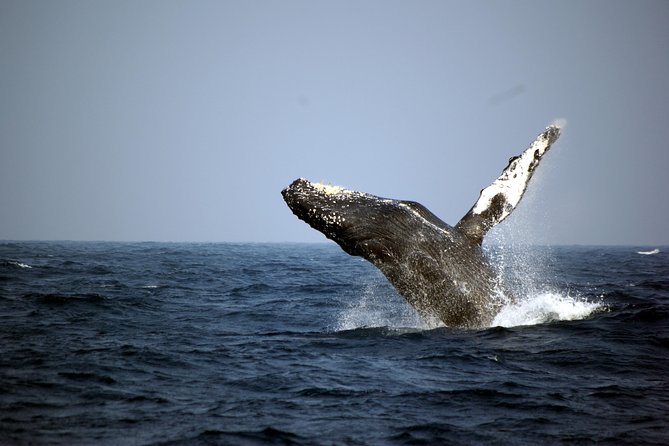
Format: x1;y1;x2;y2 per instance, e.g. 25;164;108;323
1;242;668;445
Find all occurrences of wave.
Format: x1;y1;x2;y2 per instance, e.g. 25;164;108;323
24;292;109;304
334;325;429;338
141;284;170;289
637;248;660;255
158;427;304;446
58;371;116;385
1;260;32;269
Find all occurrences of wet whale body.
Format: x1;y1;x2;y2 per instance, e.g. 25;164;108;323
282;125;561;328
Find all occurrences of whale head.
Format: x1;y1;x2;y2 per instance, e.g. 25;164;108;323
281;178;398;258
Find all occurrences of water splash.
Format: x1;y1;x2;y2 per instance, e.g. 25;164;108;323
334;176;603;331
334;242;602;331
485;242;601;327
492;292;601;327
334;277;442;331
483;173;602;327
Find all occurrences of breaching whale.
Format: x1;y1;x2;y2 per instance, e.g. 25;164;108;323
282;125;561;328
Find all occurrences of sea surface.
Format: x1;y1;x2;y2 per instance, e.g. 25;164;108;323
1;242;668;445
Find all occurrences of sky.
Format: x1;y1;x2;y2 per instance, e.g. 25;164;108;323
1;0;668;245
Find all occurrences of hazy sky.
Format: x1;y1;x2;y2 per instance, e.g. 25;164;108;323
1;0;668;245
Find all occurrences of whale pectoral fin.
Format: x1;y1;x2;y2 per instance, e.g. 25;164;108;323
455;124;562;245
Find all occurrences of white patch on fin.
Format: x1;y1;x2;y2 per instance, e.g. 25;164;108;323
471;124;561;221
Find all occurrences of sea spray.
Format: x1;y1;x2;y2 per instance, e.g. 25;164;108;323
334;274;441;331
332;157;604;331
334;237;602;331
483;180;602;327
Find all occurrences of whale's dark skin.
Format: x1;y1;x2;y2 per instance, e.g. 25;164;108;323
282;125;561;328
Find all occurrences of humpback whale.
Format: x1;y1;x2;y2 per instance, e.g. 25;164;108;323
282;125;561;328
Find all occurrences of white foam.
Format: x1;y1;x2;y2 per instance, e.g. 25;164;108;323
334;274;601;330
10;261;32;269
492;292;602;328
336;287;599;331
637;248;660;255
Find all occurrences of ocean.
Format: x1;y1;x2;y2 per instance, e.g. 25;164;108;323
1;242;667;445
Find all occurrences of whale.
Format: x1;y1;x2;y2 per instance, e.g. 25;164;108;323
282;125;561;328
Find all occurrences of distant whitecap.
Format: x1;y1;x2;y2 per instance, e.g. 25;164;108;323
637;248;660;255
